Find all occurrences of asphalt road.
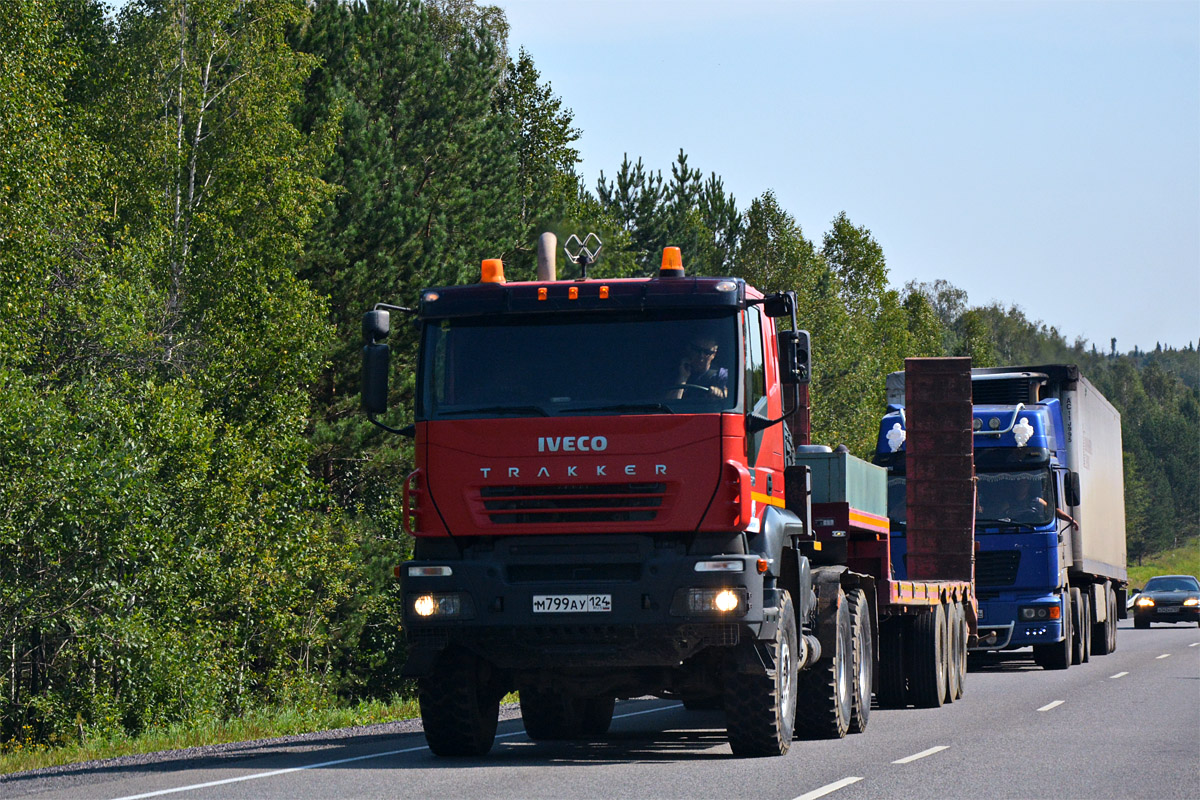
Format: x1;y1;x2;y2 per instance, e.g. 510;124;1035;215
5;619;1197;800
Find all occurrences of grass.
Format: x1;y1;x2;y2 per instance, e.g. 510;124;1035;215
1128;537;1200;590
0;695;424;777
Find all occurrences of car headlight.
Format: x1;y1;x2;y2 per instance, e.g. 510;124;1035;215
1183;597;1199;607
1135;596;1155;608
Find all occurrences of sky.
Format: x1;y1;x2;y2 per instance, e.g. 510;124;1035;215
495;0;1200;353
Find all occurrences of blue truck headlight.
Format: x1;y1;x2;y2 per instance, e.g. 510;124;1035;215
1019;605;1060;621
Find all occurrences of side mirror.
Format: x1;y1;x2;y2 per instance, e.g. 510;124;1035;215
1065;471;1081;507
778;329;811;386
763;293;792;318
363;309;391;342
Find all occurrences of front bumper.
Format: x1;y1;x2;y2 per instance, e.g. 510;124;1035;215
398;535;777;675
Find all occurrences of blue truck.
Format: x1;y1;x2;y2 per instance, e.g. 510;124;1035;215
874;364;1127;670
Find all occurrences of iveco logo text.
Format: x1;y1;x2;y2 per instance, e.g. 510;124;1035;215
538;436;607;453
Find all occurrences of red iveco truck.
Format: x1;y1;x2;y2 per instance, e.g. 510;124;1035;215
361;241;976;757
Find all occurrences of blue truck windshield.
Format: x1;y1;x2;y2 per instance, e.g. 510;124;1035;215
975;469;1055;527
417;309;740;419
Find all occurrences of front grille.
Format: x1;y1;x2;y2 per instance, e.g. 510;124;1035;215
976;550;1021;586
507;563;641;583
481;483;666;525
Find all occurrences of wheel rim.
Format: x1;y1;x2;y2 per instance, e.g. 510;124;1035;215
837;623;851;712
780;636;796;723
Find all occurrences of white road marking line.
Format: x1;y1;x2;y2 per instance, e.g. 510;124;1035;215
1190;642;1199;648
111;702;685;800
892;745;950;764
1037;700;1065;712
1156;653;1172;659
792;776;864;800
1110;671;1129;678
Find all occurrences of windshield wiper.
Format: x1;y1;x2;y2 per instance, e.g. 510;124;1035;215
438;404;550;417
975;518;1044;530
561;402;676;415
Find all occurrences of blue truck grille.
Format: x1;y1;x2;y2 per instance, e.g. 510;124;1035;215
481;483;666;525
976;550;1021;586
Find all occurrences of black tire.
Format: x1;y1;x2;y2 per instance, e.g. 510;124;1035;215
1070;587;1085;666
418;648;500;757
908;603;947;708
1034;593;1072;670
724;590;799;756
876;617;907;709
795;586;852;739
847;589;873;734
1134;614;1149;630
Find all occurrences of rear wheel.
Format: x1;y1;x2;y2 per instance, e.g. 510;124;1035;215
725;591;798;756
946;602;965;702
1070;587;1085;666
847;589;873;734
1107;585;1119;652
419;648;500;756
1034;593;1072;670
876;617;907;709
908;603;947;708
795;586;852;739
580;695;615;736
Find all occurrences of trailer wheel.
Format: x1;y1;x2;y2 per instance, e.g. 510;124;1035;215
1107;583;1118;653
876;617;907;709
795;587;852;739
945;602;965;703
418;647;500;756
724;590;798;756
954;602;967;700
1034;592;1072;670
1075;585;1094;666
847;589;872;734
908;603;947;708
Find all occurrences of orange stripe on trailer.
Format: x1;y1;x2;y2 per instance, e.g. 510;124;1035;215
751;491;785;508
848;508;890;533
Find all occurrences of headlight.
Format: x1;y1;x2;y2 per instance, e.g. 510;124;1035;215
409;592;471;619
1135;596;1155;608
1019;605;1061;621
1183;597;1199;607
677;587;749;616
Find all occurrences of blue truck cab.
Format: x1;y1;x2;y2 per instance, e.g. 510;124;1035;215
875;402;1071;652
874;364;1126;671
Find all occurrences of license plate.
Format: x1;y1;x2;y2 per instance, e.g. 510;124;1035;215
1158;606;1179;614
532;594;612;613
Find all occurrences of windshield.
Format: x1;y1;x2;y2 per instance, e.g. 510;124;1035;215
418;309;740;419
976;469;1055;527
1142;576;1200;593
887;476;907;527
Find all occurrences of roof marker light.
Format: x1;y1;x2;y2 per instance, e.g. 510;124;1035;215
599;285;610;299
569;286;579;300
538;287;547;301
481;258;506;284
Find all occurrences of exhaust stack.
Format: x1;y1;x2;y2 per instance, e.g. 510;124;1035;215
537;232;557;281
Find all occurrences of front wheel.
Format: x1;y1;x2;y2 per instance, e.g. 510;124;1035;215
419;648;501;756
1034;593;1072;670
724;590;798;756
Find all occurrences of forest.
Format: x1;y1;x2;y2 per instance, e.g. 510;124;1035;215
2;0;1196;747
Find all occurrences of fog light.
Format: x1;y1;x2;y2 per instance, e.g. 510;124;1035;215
714;590;740;612
1019;605;1060;621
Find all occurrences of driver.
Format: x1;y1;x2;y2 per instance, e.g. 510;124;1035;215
669;336;729;401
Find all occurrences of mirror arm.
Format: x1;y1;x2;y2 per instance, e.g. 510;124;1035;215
369;417;415;437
